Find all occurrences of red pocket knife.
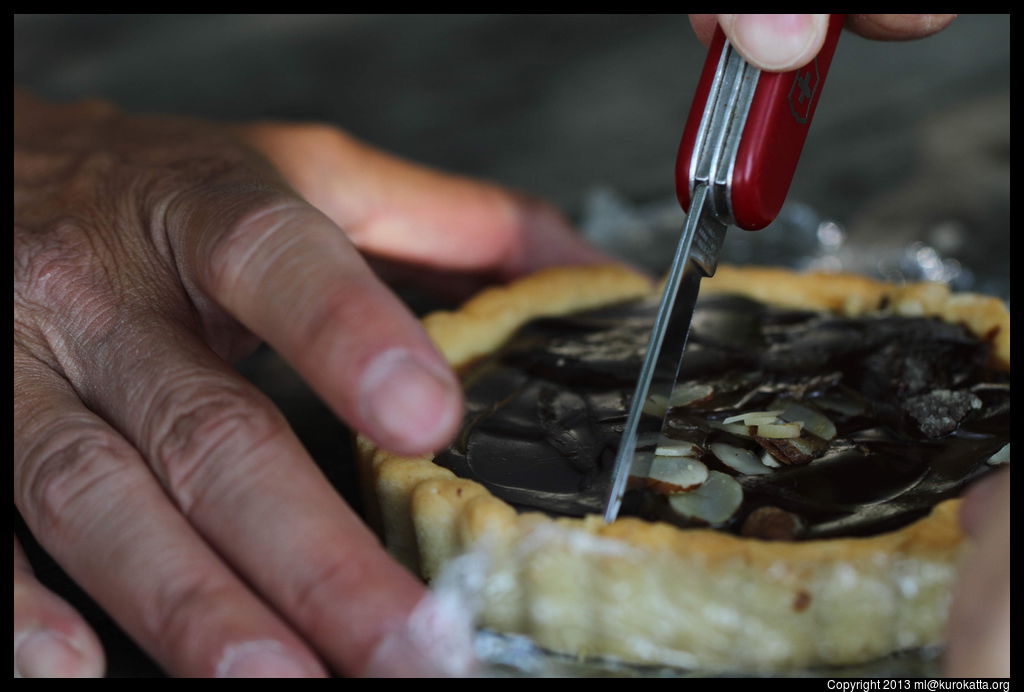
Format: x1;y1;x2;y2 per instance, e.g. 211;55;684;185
603;15;846;522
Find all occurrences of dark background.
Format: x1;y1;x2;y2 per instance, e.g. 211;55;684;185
13;13;1010;677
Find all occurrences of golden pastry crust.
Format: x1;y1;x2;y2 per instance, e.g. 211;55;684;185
356;264;1010;671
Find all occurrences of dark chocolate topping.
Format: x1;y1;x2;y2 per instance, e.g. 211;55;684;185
434;294;1009;540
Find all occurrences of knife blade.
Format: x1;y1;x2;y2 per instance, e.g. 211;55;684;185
602;15;844;522
602;183;725;522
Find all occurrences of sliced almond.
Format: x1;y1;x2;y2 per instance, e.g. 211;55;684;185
644;457;708;494
754;421;803;439
778;401;836;441
723;410;784;426
669;382;715;408
655;440;701;458
710;442;772;476
708;420;753;438
740;506;805;540
754;434;825;466
667;470;743;525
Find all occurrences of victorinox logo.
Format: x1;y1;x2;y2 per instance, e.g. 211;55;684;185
788;57;820;124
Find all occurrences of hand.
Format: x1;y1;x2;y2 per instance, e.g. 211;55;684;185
13;89;611;677
688;14;957;72
944;470;1010;677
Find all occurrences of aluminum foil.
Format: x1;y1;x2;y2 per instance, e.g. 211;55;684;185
578;187;1010;304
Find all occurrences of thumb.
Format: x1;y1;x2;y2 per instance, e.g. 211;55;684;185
716;14;829;72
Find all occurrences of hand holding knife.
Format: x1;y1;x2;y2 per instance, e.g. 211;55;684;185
603;15;846;522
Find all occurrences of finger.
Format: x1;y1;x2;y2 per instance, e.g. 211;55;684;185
845;14;957;42
689;15;955;72
14;535;105;677
240;123;617;280
717;14;829;72
945;471;1010;677
63;313;463;675
688;14;719;47
175;187;462;455
14;355;328;677
957;469;1007;538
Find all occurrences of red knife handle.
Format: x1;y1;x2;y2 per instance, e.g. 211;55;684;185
676;14;845;230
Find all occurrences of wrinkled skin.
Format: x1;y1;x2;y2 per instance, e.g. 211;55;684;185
13;89;611;677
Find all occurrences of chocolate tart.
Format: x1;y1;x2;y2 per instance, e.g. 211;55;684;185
356;264;1010;671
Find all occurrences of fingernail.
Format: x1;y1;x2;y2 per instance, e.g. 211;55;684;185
729;14;827;71
14;630;94;678
361;348;460;453
217;640;311;678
